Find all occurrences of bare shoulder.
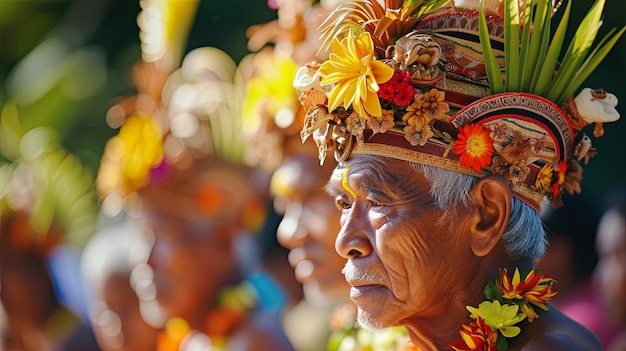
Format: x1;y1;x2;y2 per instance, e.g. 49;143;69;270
512;307;603;351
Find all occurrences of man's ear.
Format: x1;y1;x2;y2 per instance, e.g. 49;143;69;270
468;176;511;257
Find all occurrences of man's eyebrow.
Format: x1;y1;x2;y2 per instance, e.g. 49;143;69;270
324;180;342;197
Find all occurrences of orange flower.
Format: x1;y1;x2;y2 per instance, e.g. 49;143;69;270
450;317;498;351
452;123;495;173
367;109;395;134
422;88;450;121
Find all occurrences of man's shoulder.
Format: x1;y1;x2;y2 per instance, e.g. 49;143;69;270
515;307;603;351
520;327;603;351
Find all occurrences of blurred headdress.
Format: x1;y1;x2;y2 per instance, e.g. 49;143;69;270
294;0;624;211
241;0;352;173
96;0;265;229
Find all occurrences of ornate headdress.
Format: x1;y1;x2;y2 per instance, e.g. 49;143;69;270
294;0;624;211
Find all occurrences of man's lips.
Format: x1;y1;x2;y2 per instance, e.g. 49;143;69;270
349;284;385;299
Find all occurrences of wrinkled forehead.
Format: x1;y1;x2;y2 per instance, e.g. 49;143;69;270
328;155;432;197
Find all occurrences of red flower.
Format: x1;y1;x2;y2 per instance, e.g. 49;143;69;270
452;123;495;173
377;71;414;107
450;317;498;351
496;268;559;322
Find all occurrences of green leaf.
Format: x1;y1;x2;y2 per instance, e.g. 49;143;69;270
529;5;552;92
478;0;503;94
546;0;605;101
532;0;571;96
572;0;606;56
484;280;503;302
520;0;550;91
518;3;534;86
504;0;520;91
559;26;626;103
496;333;510;351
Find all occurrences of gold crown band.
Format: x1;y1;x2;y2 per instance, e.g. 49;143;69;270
352;138;544;212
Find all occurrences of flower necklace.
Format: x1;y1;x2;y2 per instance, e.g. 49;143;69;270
156;282;257;351
450;267;559;351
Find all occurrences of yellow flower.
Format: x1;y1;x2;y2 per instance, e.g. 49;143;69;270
242;51;300;131
117;114;164;193
467;300;526;338
320;32;394;118
534;163;555;192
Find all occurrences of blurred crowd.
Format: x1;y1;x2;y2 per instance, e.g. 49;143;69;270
1;1;625;351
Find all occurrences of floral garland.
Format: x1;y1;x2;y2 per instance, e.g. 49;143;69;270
326;268;556;351
156;282;257;351
450;268;558;351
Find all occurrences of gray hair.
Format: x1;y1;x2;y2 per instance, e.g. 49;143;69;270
412;163;546;261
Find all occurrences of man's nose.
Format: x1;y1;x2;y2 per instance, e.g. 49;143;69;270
335;201;372;259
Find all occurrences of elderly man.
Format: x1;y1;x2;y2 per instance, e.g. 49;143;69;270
292;0;623;349
326;155;601;350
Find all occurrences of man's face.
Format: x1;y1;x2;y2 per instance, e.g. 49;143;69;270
326;155;470;329
272;155;349;306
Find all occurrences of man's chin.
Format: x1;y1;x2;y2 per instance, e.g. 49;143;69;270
356;309;389;331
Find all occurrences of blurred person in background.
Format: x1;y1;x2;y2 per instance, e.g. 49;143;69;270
94;2;294;350
0;120;99;351
240;1;351;350
536;192;606;342
240;1;411;349
536;183;626;350
594;183;626;351
81;215;159;351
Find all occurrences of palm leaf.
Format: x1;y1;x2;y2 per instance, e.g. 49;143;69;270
546;0;605;102
504;0;520;91
529;5;552;92
532;0;571;96
478;1;503;94
518;2;533;87
520;0;550;91
559;26;626;102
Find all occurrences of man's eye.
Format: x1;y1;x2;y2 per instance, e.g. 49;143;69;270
369;200;383;208
335;197;352;210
